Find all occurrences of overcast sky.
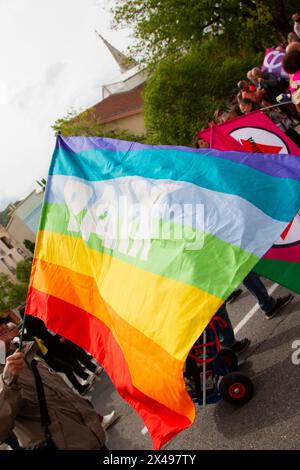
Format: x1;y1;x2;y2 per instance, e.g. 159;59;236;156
0;0;134;210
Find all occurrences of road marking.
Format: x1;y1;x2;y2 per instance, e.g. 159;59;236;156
233;283;279;334
141;426;148;435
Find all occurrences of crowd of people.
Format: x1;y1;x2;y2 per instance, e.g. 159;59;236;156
194;13;300;149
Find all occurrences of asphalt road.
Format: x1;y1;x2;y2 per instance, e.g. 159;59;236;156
90;277;300;450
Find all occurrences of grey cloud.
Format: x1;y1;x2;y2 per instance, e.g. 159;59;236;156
10;84;35;110
44;62;67;87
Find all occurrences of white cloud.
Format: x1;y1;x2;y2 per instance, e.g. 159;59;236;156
0;0;134;210
0;80;8;105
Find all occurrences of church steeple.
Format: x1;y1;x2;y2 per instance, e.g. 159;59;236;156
95;30;137;73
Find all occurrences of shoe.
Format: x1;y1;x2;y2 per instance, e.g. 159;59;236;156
95;365;103;376
77;383;90;395
85;373;96;388
227;289;243;304
265;294;294;320
230;338;251;354
102;411;119;430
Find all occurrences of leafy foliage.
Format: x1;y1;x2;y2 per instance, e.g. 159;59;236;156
143;41;257;145
112;0;299;64
0;207;10;227
16;258;33;284
52;109;104;137
0;273;27;314
23;239;35;254
52;109;146;143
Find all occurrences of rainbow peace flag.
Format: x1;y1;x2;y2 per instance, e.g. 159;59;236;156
26;136;300;449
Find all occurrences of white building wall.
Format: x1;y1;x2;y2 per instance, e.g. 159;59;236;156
0;226;31;281
102;68;147;99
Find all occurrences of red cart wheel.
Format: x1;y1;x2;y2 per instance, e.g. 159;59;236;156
220;372;253;405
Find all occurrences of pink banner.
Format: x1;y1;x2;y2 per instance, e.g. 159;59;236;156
198;126;244;152
198;111;300;156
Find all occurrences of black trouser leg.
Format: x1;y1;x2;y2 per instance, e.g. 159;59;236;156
71;361;89;380
65;371;87;394
65;341;97;373
285;127;300;147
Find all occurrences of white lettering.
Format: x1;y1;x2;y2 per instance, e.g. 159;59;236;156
64;180;93;232
291;339;300;365
63;178;206;261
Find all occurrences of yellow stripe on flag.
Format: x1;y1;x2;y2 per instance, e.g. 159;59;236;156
34;230;223;360
31;258;195;420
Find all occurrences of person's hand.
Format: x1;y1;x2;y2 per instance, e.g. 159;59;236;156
4;351;25;377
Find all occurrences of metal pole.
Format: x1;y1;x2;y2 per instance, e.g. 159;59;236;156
202;329;206;411
259;101;293;112
18;314;27;350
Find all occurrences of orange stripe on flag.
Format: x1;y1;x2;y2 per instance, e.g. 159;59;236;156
29;257;195;424
26;286;193;449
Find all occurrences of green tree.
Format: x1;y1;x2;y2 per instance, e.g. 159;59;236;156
113;0;298;63
52;109;146;143
52;109;105;137
0;207;10;227
143;41;257;145
23;239;35;254
0;273;27;313
16;258;32;284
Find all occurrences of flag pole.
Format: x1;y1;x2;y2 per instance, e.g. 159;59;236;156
18;310;27;350
259;101;293;112
202;329;206;411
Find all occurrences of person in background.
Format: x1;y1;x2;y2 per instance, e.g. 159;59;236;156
239;97;260;114
216;273;293;354
193;135;210;149
0;322;111;450
19;310;102;395
239;97;300;146
282;49;300;114
275;43;286;52
237;80;265;104
292;13;300;39
287;32;299;45
249;67;287;103
286;40;300;54
19;314;92;395
282;49;300;92
214;303;250;354
247;66;298;122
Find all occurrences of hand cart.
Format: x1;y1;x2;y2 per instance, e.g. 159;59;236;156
184;315;254;407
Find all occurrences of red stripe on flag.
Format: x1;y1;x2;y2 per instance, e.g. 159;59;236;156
25;286;193;449
262;243;300;263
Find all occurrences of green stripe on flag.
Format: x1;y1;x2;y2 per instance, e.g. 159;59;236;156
254;258;300;294
39;202;258;299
